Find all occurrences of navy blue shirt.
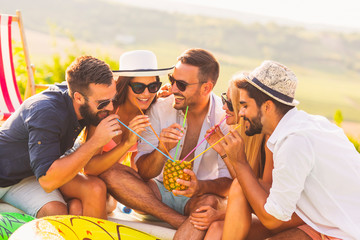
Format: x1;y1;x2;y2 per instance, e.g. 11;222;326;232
0;83;84;187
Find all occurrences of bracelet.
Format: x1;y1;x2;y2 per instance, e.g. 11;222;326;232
221;154;227;159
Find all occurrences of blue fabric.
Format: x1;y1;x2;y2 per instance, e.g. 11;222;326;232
0;83;84;187
154;179;190;215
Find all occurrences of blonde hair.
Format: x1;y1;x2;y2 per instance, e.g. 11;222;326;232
228;72;266;178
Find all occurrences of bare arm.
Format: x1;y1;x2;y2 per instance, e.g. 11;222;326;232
205;126;236;179
136;123;183;180
222;129;284;230
38;114;121;193
84;115;150;175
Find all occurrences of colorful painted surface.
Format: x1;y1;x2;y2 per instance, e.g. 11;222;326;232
10;215;160;240
0;212;35;240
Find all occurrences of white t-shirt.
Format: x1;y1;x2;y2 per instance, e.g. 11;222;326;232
135;93;231;181
265;108;360;239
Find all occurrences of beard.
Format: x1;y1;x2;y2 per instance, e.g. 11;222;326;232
172;93;186;110
79;102;109;126
244;110;263;136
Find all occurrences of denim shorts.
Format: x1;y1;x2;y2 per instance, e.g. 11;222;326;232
154;179;190;215
0;176;66;217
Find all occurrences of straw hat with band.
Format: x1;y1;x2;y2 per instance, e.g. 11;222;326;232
245;60;299;106
112;50;174;77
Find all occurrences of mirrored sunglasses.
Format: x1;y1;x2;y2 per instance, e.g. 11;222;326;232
128;81;162;94
96;98;117;110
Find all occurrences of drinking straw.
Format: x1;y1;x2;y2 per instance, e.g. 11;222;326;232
133;98;173;160
181;115;228;163
188;124;241;163
116;118;173;161
174;106;189;161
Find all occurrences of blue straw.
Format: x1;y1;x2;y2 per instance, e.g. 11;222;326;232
116;118;174;162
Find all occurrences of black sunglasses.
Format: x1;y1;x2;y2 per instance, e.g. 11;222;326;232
128;81;162;94
168;74;200;92
221;93;234;112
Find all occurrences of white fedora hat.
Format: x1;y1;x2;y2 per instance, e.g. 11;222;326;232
112;50;174;77
246;60;299;106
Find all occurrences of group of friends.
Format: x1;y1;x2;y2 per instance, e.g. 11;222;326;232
0;48;359;240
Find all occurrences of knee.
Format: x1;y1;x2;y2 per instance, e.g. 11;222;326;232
85;177;107;198
37;201;67;218
229;179;244;198
197;194;219;209
208;220;223;233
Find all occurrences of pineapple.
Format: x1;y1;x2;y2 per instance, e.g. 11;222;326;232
163;159;192;192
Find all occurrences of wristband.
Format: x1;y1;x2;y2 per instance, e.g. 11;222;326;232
221;154;227;159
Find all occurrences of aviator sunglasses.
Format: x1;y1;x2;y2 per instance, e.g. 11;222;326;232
168;74;200;92
128;81;162;94
80;92;117;110
221;93;234;112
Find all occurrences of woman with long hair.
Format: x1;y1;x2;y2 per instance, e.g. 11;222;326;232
60;50;173;217
188;72;273;239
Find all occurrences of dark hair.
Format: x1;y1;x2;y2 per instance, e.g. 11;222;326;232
66;56;113;98
236;80;294;116
177;48;219;85
114;75;160;107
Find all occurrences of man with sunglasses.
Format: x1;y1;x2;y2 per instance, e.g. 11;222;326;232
0;56;120;218
102;48;231;239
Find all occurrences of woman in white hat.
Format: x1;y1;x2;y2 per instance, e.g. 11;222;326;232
82;50;173;214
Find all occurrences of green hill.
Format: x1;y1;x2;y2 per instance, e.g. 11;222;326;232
2;0;360;122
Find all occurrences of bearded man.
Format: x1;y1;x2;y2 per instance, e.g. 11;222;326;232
0;56;120;218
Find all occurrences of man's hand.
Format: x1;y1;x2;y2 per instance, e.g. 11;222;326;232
126;115;151;146
189;206;222;230
172;169;199;197
220;129;246;165
159;123;184;152
205;125;225;156
91;114;122;147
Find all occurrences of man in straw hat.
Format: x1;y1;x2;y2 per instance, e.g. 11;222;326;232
101;48;231;239
219;60;360;239
0;56;121;218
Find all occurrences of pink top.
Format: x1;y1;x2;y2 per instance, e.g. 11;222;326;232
102;140;138;153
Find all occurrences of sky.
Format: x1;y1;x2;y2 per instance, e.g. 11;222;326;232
114;0;360;31
169;0;360;30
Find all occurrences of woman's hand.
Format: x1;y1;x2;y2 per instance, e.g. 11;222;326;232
205;126;225;156
126;115;151;146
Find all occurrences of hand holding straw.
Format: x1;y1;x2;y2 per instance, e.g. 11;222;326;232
174;106;189;160
181;115;228;163
133;98;173;160
116;118;173;161
189;124;241;163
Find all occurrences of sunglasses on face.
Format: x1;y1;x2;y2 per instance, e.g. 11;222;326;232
221;93;234;112
168;74;200;92
128;81;162;94
96;98;117;110
79;92;117;110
